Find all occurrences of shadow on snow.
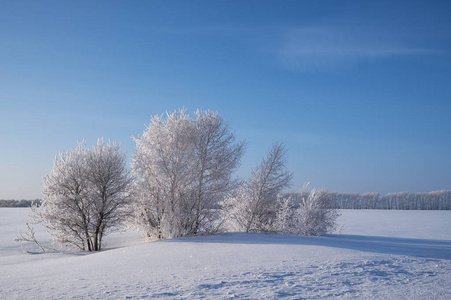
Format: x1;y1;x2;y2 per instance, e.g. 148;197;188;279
165;232;451;260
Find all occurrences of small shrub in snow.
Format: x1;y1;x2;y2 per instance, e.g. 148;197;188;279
275;185;339;236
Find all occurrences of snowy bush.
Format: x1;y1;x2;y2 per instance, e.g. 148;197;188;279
32;139;134;251
220;181;255;232
221;142;292;233
132;109;244;239
275;185;339;236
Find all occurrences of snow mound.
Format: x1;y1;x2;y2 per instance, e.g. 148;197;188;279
1;209;450;299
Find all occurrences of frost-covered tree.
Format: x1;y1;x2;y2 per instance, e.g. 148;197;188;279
85;139;134;250
133;110;194;239
222;142;293;233
191;109;245;234
133;109;244;239
32;139;133;251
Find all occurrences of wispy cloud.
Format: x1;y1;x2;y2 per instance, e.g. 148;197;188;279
278;27;442;71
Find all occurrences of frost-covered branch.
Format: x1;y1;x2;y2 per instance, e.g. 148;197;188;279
15;222;58;253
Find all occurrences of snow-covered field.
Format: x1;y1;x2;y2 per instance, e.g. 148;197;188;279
1;209;450;299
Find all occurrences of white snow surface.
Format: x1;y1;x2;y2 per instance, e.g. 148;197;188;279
1;209;450;299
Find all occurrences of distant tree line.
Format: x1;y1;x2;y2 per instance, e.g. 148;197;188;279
0;199;41;207
285;191;451;210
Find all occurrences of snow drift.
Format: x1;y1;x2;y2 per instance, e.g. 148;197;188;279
2;209;450;299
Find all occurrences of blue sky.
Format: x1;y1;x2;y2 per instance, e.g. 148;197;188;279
1;1;450;199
